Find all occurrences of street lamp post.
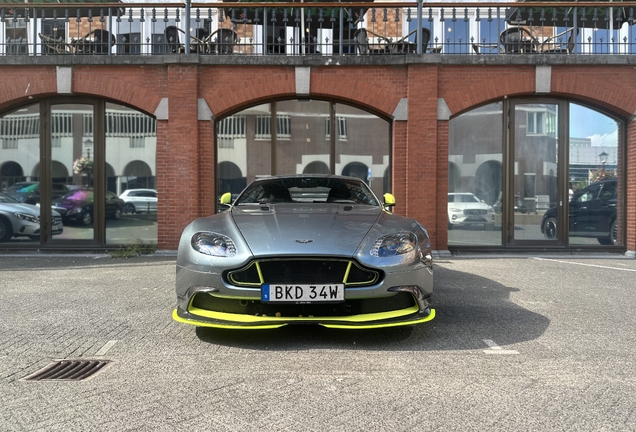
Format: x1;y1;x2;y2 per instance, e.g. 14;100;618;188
599;151;608;173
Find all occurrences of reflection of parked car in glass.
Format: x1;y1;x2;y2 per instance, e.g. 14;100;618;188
119;189;158;214
52;189;125;226
541;179;617;245
5;182;69;204
0;192;63;242
448;192;496;230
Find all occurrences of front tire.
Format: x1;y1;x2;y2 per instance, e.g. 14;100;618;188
113;208;122;220
81;211;93;226
543;217;557;240
125;203;136;214
0;217;13;242
597;221;617;246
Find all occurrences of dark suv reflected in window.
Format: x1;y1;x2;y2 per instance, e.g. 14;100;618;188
541;179;617;245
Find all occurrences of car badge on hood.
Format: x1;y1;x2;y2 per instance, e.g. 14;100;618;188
295;239;314;244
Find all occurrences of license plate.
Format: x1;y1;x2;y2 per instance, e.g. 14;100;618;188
467;216;483;220
262;284;344;303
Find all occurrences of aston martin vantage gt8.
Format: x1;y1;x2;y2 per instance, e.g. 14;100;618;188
173;175;435;330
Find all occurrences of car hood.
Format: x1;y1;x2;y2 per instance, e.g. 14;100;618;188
52;198;89;208
0;202;41;216
231;204;382;256
448;202;492;210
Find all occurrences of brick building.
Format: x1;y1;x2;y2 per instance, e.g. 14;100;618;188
0;1;634;256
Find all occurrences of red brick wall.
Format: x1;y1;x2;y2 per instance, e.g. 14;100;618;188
72;65;166;115
1;63;635;252
627;121;636;252
405;65;438;243
0;66;57;111
391;121;408;215
439;65;536;114
436;120;449;251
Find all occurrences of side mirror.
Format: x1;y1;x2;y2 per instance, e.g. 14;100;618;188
219;192;233;205
383;193;396;212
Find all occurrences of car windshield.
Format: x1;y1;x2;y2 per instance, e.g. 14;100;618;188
449;194;480;203
62;189;94;202
6;183;38;193
234;177;379;206
0;192;20;203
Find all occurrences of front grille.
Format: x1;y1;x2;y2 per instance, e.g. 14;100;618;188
191;292;415;317
464;209;487;216
227;259;381;287
33;215;63;224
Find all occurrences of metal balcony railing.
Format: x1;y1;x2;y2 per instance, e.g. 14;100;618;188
1;2;635;57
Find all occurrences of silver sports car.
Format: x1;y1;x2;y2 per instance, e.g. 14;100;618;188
173;175;435;329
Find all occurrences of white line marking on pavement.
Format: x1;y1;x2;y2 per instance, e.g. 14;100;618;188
95;340;118;356
533;258;636;272
482;339;519;355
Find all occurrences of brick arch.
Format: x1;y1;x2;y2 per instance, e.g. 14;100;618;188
71;67;166;117
309;69;401;118
207;67;402;120
0;67;57;112
0;66;164;117
550;67;636;118
442;69;536;117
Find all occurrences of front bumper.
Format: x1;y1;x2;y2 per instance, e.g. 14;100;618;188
173;262;434;330
173;303;435;329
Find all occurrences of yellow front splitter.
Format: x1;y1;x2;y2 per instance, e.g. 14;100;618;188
172;306;435;330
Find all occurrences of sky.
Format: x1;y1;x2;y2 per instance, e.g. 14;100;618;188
570;103;618;147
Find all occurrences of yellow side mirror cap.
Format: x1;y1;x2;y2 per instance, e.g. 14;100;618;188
383;193;396;211
220;192;233;205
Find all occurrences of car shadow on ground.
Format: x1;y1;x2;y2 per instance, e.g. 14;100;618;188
195;264;550;352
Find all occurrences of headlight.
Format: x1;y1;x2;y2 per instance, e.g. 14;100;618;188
449;207;463;213
370;232;416;257
15;212;39;224
191;232;237;257
68;207;82;215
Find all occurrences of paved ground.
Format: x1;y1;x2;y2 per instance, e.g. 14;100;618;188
1;253;635;431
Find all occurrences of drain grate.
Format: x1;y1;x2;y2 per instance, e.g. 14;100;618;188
21;360;111;381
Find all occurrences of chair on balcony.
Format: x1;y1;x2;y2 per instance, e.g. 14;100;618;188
351;28;389;55
92;29;116;54
72;29;116;54
39;33;71;54
164;26;182;53
205;28;238;54
500;27;538;53
191;28;210;53
539;27;578;54
384;28;431;54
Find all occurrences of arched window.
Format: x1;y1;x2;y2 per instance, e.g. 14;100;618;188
449;100;623;249
216;99;390;205
0;100;157;246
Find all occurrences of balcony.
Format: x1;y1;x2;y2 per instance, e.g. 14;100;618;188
1;1;635;65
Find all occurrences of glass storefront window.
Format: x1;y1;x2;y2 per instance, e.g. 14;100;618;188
449;100;624;249
334;103;390;198
105;102;157;245
0;104;41;244
49;104;95;241
568;104;622;247
276;100;330;176
216;100;390;205
218;103;272;200
1;100;157;247
448;102;503;246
